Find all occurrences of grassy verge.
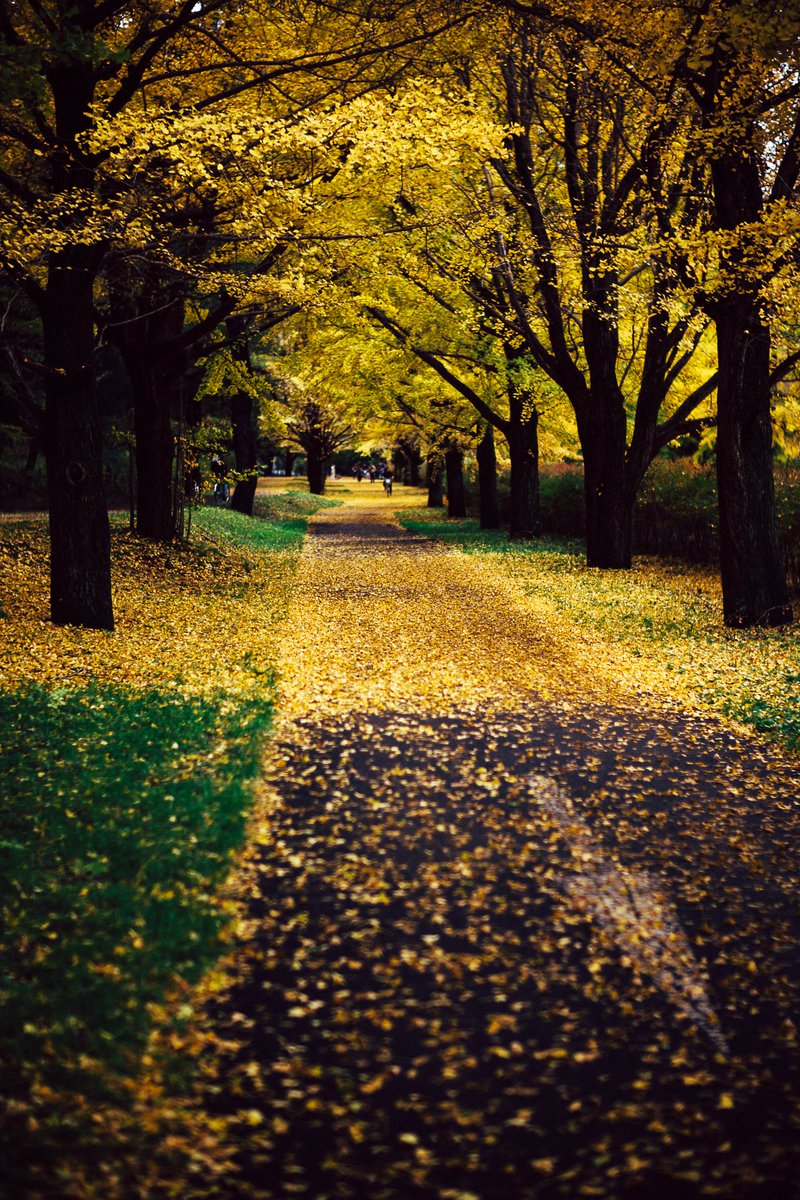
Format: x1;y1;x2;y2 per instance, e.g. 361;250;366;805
0;496;331;1192
400;512;800;753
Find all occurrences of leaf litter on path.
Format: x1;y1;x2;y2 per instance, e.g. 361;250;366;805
143;491;800;1200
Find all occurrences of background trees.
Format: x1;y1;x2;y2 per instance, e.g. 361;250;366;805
2;0;799;628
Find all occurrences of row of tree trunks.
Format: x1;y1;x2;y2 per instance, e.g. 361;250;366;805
393;439;423;486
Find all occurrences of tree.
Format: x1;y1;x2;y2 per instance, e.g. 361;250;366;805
286;395;356;494
487;0;798;620
679;0;799;625
0;0;470;624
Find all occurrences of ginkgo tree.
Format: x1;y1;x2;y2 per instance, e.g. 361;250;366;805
0;0;468;627
486;0;800;624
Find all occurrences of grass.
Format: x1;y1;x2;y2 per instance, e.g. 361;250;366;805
0;495;331;1193
400;511;800;754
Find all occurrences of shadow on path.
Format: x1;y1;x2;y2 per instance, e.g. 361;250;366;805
204;701;800;1200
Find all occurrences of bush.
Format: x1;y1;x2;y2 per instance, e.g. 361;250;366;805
539;465;586;536
536;459;800;593
634;460;718;562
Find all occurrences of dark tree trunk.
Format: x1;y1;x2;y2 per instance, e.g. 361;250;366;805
426;456;444;507
24;438;41;473
476;422;500;530
44;247;113;629
445;446;467;518
405;442;422;486
227;317;258;515
306;445;327;495
708;144;791;627
132;365;176;541
231;390;258;515
507;422;539;539
580;409;633;568
111;274;184;542
42;60;113;629
715;301;791;626
284;451;296;477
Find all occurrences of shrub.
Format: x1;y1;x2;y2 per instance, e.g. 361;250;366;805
535;459;800;593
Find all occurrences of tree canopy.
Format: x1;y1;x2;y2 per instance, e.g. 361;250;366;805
2;0;800;626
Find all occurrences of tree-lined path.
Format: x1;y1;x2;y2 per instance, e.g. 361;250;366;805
191;489;800;1200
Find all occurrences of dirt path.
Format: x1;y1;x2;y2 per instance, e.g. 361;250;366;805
199;492;800;1200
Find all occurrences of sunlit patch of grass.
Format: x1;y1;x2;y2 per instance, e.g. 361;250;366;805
401;513;800;754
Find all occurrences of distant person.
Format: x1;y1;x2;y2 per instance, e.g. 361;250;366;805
368;464;376;482
185;463;201;501
210;453;228;502
383;471;393;496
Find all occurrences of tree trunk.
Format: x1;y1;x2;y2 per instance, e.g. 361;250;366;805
43;60;112;629
507;422;539;539
581;413;633;568
426;456;444;507
306;446;327;495
476;422;500;530
715;301;791;626
24;438;41;473
284;451;296;477
708;141;792;627
44;247;113;629
132;365;176;541
405;442;422;485
445;446;467;518
231;390;259;515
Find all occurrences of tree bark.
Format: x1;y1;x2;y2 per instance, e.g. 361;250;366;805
715;301;791;626
476;422;500;530
131;363;176;541
426;455;444;507
43;49;113;630
580;409;633;568
708;142;792;627
507;422;539;539
44;247;113;629
403;440;422;485
231;389;259;515
306;445;327;495
445;445;467;518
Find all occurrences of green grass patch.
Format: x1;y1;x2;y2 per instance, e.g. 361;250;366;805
0;682;272;1184
400;511;800;755
192;491;338;554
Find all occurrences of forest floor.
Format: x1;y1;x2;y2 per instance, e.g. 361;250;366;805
162;486;800;1200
